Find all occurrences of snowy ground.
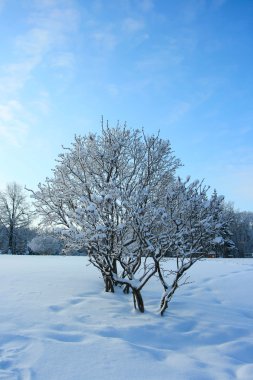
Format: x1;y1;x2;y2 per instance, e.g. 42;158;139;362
0;255;253;380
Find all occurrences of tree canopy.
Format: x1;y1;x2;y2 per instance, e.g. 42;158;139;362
28;123;232;314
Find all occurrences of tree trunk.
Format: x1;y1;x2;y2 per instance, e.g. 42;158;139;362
160;294;168;316
123;284;130;294
8;223;14;254
160;283;178;316
132;288;145;313
112;258;117;275
104;276;114;293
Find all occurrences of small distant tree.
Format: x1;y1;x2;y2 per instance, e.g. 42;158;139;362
28;235;62;255
0;183;33;254
28;123;232;315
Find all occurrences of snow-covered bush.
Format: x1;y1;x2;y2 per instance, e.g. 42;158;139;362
28;235;62;255
28;123;232;314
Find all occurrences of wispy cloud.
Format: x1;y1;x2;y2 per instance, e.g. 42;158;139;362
92;29;118;51
0;101;29;145
122;17;145;34
17;4;80;67
0;0;5;11
166;101;192;125
84;0;152;55
30;91;51;115
0;0;80;145
106;84;119;97
0;59;38;96
211;0;227;10
181;0;206;22
138;0;154;13
50;52;75;68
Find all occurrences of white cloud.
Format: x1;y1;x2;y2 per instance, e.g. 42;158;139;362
135;30;198;77
122;18;145;34
50;52;75;68
106;84;119;97
166;101;192;125
0;1;80;145
181;0;206;22
0;0;5;11
0;1;80;97
92;30;118;51
138;0;154;12
238;126;253;136
15;28;51;57
30;91;51;115
0;100;24;122
0;58;39;97
211;0;227;10
0;100;29;146
19;5;80;60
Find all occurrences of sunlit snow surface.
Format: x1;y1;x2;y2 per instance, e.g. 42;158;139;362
0;255;253;380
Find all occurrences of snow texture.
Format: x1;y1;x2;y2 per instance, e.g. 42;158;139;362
0;255;253;380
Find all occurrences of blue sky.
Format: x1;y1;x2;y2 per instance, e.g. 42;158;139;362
0;0;252;211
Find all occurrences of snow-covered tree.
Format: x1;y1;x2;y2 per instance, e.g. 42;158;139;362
28;124;180;287
28;235;62;255
225;206;253;257
151;180;232;315
0;183;33;254
100;177;232;314
28;123;232;314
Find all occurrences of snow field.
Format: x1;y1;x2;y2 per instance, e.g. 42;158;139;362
0;255;253;380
